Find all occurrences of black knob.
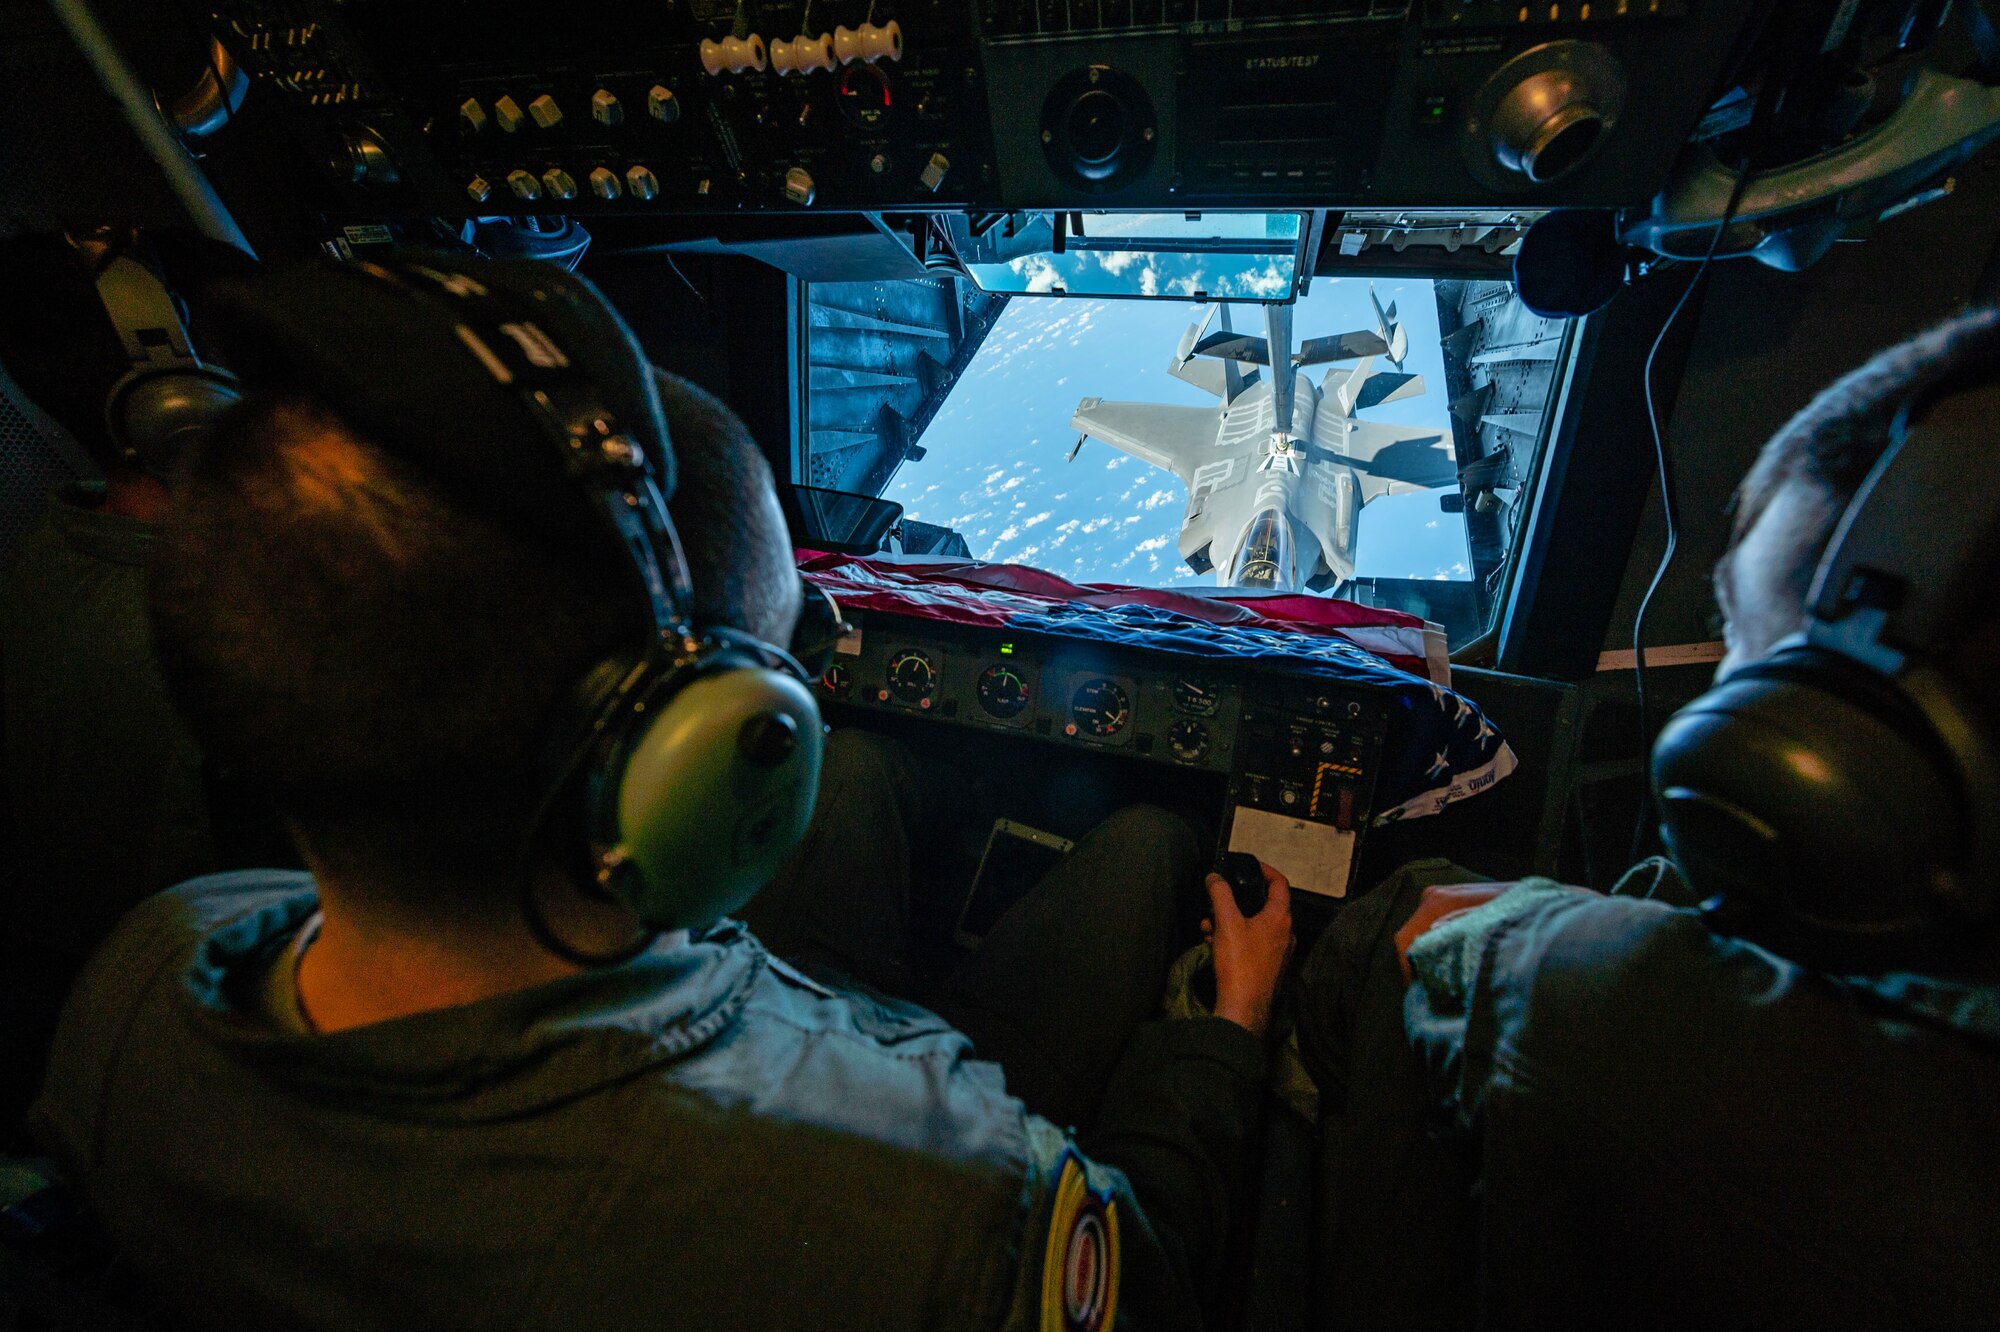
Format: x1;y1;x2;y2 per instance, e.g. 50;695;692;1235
738;711;799;767
1040;65;1155;194
1066;89;1126;166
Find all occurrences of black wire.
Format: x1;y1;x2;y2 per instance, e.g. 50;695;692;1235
1628;162;1757;865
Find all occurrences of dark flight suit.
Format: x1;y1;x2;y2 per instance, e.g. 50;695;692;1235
0;482;214;1128
32;733;1266;1330
1298;872;2000;1332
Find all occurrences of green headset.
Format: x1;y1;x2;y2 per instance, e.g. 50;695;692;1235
1651;360;2000;972
213;255;824;955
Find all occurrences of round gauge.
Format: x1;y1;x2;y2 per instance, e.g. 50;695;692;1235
836;62;892;129
1068;678;1131;738
886;649;937;704
976;663;1031;719
1167;719;1210;764
1172;674;1221;717
821;662;853;698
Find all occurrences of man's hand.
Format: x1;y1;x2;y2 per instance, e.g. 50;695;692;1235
1393;883;1509;984
1202;862;1294;1038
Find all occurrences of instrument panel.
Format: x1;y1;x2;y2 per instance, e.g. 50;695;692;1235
195;0;1771;217
819;611;1394;863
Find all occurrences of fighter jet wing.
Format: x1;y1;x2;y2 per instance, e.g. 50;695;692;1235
1322;421;1457;504
1070;398;1221;483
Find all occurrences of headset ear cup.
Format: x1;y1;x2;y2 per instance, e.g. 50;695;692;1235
609;662;824;930
1653;649;1963;967
106;365;241;476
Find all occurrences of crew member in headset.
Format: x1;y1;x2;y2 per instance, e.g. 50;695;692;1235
0;228;254;1133
1296;309;2000;1330
29;255;1294;1331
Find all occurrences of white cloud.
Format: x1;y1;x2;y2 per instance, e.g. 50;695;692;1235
982;469;1006;486
1122;516;1142;526
1009;254;1064;294
1015;544;1044;562
1097;250;1141;275
1055;519;1081;534
1141;488;1177;510
1226;261;1290;298
1023;511;1053;529
1167;270;1207;298
1001;475;1025;491
1106;456;1131;469
1139;266;1160;297
1134;535;1169;553
1082;517;1110;533
997;524;1021;541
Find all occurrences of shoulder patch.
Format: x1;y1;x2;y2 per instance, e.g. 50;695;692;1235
1040;1149;1120;1332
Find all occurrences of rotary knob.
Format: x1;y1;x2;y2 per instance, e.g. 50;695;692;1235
589;165;622;200
1039;66;1156;194
541;167;578;200
466;174;493;204
527;93;563;129
625;164;661;199
783;165;816;205
1466;41;1627;189
647;84;680;124
457;97;488;136
494;94;525;133
700;34;768;75
505;168;541;200
591;89;623;126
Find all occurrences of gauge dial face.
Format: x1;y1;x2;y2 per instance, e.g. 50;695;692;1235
1167;719;1210;764
836;62;891;129
821;662;852;697
976;663;1031;719
1172;674;1221;717
1068;678;1131;738
886;649;937;704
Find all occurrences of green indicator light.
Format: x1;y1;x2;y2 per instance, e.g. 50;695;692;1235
1000;643;1014;655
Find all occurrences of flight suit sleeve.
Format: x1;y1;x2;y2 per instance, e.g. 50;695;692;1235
996;1016;1267;1330
1401;878;1598;1125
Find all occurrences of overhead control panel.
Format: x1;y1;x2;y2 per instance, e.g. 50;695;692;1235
201;0;1767;216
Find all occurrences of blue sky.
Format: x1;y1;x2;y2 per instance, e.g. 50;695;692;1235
882;278;1471;589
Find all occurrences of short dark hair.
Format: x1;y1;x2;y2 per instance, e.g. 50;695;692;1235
150;369;794;900
1726;307;2000;610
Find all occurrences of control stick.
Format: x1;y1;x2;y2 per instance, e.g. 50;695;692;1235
1217;851;1269;918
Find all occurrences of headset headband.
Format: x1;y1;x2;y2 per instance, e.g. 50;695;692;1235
343;260;697;645
1807;374;2000;676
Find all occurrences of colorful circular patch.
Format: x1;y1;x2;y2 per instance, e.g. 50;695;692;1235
1041;1151;1121;1332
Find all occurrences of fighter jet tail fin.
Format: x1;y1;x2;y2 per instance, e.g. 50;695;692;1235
1370;283;1409;368
1071;398;1221;484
